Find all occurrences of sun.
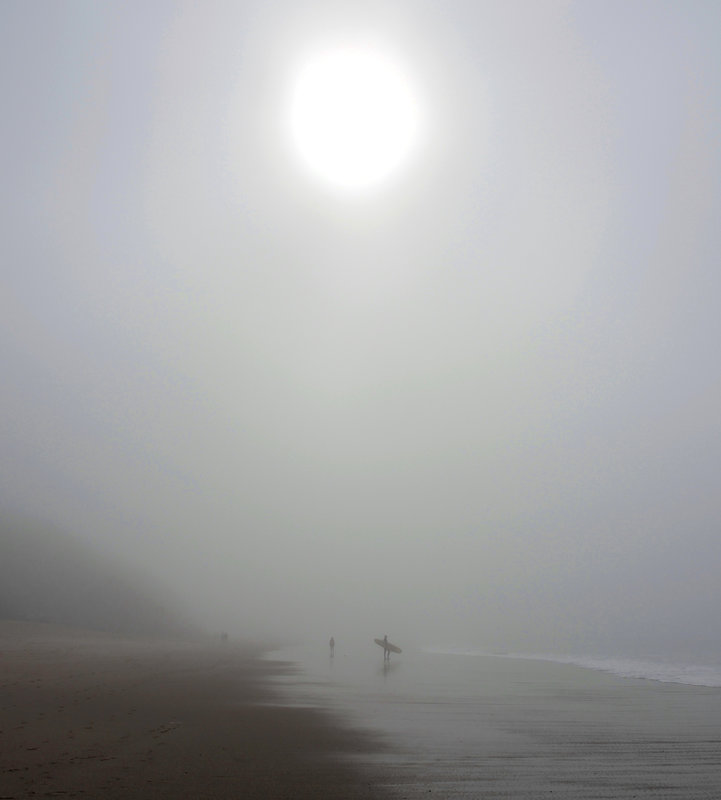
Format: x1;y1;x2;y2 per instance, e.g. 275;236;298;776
289;46;420;189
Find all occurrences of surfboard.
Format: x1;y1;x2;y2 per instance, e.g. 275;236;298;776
374;638;402;654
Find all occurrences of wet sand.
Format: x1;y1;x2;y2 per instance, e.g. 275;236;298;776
271;645;721;799
0;622;382;799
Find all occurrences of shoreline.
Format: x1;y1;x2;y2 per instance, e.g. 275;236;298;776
0;621;386;799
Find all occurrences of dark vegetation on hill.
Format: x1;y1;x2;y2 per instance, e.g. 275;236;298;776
0;516;191;636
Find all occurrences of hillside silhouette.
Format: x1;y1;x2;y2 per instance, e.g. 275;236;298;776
0;516;190;636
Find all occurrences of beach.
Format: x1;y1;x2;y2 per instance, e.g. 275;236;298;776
0;622;382;799
4;623;721;799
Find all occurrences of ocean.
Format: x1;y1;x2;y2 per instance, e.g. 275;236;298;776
265;642;721;798
425;647;721;688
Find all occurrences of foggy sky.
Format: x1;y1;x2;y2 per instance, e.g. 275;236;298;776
2;0;720;654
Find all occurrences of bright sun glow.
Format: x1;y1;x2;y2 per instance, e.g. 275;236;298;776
290;46;420;189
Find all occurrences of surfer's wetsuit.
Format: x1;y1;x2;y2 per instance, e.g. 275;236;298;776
383;636;390;661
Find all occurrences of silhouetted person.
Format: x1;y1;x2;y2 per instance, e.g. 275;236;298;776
329;636;335;657
383;634;390;661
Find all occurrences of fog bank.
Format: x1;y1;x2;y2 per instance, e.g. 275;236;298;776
2;1;720;656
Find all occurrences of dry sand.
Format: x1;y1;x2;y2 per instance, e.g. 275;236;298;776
0;621;382;799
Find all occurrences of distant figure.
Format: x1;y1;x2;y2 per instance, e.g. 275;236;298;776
383;634;390;662
220;631;228;643
329;636;335;657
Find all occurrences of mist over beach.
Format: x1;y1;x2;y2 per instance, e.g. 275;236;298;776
3;0;721;663
3;2;721;797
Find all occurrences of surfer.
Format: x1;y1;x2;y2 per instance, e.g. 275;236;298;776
374;636;401;659
329;636;335;657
